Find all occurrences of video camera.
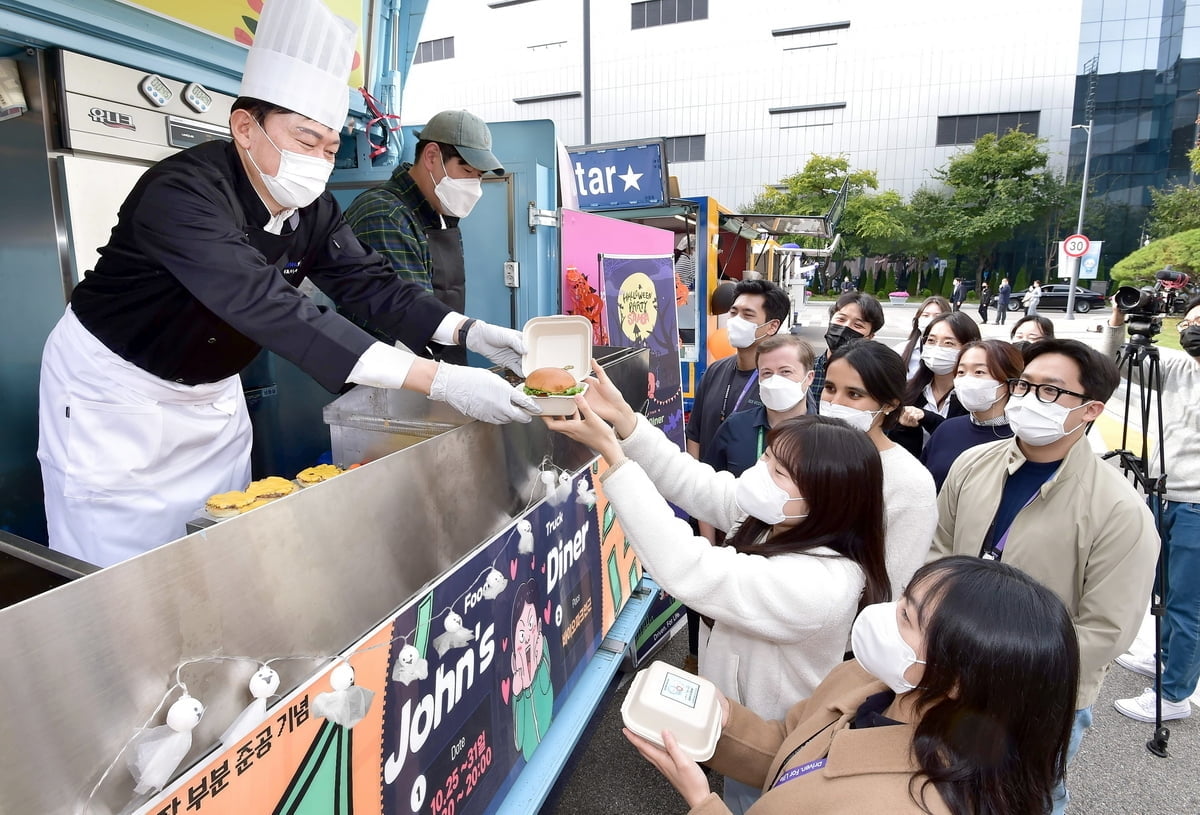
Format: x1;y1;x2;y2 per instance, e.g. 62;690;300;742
1114;268;1192;342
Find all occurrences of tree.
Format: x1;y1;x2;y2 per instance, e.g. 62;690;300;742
1148;183;1200;239
931;130;1062;292
743;154;878;216
1110;228;1200;287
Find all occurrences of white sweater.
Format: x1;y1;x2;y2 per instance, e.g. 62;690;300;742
603;415;866;719
878;444;938;597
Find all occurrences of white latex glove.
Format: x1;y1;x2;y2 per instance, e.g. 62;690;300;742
429;362;541;424
464;320;526;376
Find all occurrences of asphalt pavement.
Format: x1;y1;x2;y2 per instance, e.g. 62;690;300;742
542;301;1200;814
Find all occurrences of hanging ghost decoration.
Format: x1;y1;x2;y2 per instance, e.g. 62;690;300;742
127;694;205;795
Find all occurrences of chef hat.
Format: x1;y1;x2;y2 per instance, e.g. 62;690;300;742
239;0;357;132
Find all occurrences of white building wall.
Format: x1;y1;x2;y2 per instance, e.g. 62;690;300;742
400;0;1083;207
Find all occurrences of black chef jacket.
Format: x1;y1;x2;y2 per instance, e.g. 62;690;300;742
70;140;452;392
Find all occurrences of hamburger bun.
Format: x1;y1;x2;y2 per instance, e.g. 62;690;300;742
523;367;581;397
296;463;344;486
206;490;253;518
246;476;297;500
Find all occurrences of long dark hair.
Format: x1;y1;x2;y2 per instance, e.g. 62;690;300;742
900;296;952;370
726;415;890;609
902;311;982;406
903;557;1079;815
825;339;907;432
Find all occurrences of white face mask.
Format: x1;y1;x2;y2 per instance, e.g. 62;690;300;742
247;119;333;210
758;374;809;412
734;460;807;526
851;602;926;694
920;345;960;375
434;156;483;217
954;376;1004;412
916;315;935;334
818;400;884;432
727;315;770;349
1003;393;1093;446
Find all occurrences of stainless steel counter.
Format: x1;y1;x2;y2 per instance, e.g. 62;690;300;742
0;347;648;814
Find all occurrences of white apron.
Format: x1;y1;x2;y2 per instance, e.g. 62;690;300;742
38;308;252;567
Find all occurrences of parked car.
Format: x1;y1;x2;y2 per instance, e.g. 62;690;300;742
1008;284;1107;313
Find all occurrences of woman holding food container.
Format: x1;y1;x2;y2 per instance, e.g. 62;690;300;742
627;557;1080;815
545;362;889;814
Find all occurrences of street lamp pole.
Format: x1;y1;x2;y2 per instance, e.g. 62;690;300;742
1066;120;1093;319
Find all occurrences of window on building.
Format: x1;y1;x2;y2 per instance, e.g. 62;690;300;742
935;111;1040;145
665;134;706;162
632;0;707;29
414;36;455;64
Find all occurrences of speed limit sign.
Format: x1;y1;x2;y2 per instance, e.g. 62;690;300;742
1063;234;1090;258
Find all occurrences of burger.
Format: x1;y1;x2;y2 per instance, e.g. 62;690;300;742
296;463;344;487
205;490;253;518
246;476;297;500
522;367;585;397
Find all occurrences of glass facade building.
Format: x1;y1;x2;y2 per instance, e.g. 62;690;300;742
1072;0;1200;261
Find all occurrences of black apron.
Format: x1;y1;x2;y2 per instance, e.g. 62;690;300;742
427;225;467;365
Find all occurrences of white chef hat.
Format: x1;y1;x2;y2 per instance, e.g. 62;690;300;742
239;0;357;132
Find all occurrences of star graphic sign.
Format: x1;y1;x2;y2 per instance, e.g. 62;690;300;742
618;165;643;191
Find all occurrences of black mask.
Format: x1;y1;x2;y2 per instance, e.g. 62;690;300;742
825;322;866;353
1181;326;1200;358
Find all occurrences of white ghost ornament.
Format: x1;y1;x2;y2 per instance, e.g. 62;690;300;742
540;470;558;504
551;471;573;506
516;519;535;555
432;611;476;657
481;567;508;599
575;479;596;508
127;694;205;795
312;662;375;728
220;666;280;747
391;644;429;685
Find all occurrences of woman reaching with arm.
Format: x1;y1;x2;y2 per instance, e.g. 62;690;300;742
545;366;889;814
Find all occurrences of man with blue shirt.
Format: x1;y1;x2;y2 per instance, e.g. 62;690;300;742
930;339;1159;815
703;334;814;477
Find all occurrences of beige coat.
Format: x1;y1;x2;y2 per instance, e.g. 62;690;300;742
691;660;951;815
930;435;1159;708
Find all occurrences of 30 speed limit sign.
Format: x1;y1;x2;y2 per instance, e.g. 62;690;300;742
1063;234;1090;258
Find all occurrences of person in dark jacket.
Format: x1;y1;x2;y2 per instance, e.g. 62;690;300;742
37;0;536;567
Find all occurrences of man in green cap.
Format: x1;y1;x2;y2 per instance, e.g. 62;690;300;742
346;109;503;364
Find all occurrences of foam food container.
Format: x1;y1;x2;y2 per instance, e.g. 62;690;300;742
620;659;722;762
520;315;592;416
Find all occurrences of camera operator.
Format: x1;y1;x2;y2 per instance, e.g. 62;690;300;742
1104;293;1200;723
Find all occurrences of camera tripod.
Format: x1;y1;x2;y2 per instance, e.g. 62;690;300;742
1103;331;1171;758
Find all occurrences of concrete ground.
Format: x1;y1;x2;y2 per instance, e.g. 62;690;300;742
543;302;1200;814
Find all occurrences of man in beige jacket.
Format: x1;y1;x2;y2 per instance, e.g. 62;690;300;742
930;338;1158;815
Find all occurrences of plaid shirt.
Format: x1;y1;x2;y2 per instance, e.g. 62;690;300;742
808;351;829;405
344;163;459;292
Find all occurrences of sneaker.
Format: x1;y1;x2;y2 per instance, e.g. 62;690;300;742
1114;687;1192;723
1116;651;1158;678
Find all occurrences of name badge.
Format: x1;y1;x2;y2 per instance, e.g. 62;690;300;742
772;757;826;788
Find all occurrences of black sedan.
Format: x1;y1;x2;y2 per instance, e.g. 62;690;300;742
1007;284;1108;314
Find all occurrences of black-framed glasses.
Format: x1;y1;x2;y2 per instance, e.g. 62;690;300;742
1006;378;1088;404
1179;318;1198;331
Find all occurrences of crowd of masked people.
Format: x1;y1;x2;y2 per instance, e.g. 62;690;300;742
542;279;1200;815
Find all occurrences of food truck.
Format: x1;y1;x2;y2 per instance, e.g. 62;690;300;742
0;2;687;812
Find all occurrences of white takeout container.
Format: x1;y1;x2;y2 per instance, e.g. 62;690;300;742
620;659;722;762
521;315;592;416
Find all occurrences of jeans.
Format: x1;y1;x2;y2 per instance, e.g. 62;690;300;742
722;776;761;815
1050;706;1093;815
1159;500;1200;703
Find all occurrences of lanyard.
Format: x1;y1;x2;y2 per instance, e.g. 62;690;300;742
721;369;759;421
768;719;837;788
756;426;766;458
982;489;1041;561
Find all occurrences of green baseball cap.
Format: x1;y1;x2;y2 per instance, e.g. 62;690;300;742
417;109;504;175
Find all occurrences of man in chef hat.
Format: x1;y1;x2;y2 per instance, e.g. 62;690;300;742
345;109;503;364
37;0;538;568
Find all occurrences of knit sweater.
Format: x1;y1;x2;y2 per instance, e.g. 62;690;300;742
602;415;865;719
1103;325;1200;502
